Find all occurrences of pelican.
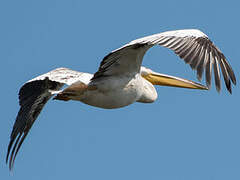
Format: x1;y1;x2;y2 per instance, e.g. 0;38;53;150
6;29;236;170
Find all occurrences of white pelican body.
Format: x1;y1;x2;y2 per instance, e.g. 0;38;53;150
6;29;236;170
66;72;157;109
79;74;147;108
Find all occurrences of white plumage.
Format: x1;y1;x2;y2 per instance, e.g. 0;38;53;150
6;29;236;170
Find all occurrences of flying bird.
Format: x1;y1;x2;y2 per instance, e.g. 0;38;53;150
6;29;236;170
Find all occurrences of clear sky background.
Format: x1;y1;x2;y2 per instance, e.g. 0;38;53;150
1;0;239;179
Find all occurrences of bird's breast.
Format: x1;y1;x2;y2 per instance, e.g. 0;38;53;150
79;74;143;109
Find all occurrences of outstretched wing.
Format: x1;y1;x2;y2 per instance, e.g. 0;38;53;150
6;67;92;170
92;29;236;93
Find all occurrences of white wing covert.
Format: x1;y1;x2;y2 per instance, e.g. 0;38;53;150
92;43;151;80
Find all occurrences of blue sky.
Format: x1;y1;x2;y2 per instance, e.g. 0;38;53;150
1;0;239;179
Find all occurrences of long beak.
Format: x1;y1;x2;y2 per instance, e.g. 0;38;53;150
142;72;208;90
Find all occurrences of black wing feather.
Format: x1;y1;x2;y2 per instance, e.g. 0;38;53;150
6;78;63;170
159;35;236;93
